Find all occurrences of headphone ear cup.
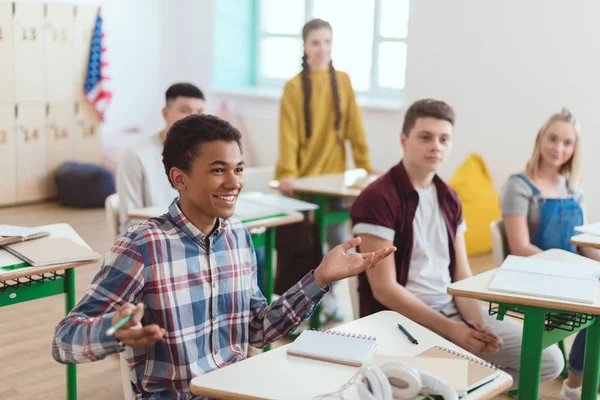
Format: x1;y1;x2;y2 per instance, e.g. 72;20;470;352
357;367;393;400
372;367;393;400
419;371;459;400
357;368;382;400
379;363;423;399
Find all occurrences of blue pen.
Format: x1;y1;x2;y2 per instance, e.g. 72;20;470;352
397;323;418;345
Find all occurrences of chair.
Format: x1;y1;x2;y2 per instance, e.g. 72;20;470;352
490;219;509;267
348;276;360;320
105;193;120;242
490;219;569;379
104;194;135;398
119;353;135;400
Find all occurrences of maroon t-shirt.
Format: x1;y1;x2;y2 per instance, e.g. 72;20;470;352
349;160;464;317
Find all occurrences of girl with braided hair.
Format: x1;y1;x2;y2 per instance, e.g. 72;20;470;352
275;18;374;322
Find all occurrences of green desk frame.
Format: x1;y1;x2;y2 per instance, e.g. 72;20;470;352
491;302;600;400
0;269;78;400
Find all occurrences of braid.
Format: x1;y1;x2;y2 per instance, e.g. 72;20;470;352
301;53;312;143
329;61;342;144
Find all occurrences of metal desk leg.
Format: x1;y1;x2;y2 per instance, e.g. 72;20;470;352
264;228;275;305
582;317;600;400
65;268;77;400
517;309;545;400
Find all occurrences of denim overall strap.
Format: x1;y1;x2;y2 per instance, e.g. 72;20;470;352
513;174;583;252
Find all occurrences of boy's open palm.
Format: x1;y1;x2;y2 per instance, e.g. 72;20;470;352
314;237;396;288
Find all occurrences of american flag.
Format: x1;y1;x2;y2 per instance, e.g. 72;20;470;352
84;8;112;121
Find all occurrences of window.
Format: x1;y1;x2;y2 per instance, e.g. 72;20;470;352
256;0;409;96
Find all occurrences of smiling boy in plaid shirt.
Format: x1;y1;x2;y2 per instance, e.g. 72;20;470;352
52;114;394;400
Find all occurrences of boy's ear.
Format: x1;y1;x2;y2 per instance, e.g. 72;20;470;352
400;132;408;147
169;167;187;191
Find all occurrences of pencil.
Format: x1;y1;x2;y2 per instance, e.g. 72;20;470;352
106;314;132;336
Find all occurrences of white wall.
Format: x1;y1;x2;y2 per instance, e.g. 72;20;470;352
404;0;600;206
201;0;600;220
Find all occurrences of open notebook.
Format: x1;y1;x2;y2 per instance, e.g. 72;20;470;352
419;346;500;392
286;330;377;367
489;255;600;304
0;225;49;246
3;237;100;267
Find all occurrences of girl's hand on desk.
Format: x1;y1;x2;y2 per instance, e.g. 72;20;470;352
279;177;296;196
113;303;166;348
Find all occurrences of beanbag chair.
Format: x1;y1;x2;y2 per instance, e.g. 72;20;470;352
449;154;501;256
54;162;115;208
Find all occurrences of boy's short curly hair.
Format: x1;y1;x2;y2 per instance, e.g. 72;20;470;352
162;114;243;188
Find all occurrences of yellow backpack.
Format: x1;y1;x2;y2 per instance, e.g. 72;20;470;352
449;154;501;256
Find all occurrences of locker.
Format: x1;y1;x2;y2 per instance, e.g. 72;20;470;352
47;101;76;197
0;3;14;103
73;6;97;99
13;3;46;102
75;100;103;164
46;4;75;102
0;104;17;206
16;104;48;202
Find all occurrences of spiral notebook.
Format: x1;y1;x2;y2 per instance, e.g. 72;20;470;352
419;346;500;391
286;330;377;367
489;255;600;304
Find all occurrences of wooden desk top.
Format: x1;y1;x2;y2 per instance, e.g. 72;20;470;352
269;169;373;199
190;310;512;400
571;233;600;249
0;223;97;281
448;249;600;314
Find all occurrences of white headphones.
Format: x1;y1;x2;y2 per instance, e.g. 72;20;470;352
356;363;458;400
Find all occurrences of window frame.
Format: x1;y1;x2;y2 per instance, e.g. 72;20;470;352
254;0;407;98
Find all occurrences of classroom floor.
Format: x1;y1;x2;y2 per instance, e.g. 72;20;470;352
0;202;569;399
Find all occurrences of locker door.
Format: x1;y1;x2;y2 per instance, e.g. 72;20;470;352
75;100;103;164
13;3;46;102
0;3;15;103
0;104;17;206
16;104;48;202
47;101;76;197
73;6;97;100
46;4;75;102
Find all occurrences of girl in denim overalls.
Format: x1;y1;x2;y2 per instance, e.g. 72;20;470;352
501;109;600;399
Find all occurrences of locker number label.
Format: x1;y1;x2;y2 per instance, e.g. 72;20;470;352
23;128;39;142
53;28;67;42
21;27;37;41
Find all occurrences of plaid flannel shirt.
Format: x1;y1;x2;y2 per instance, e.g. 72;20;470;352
52;200;326;399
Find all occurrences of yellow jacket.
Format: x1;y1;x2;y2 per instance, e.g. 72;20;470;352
275;69;373;179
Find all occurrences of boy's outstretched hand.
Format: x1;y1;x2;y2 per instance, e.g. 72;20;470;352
112;303;166;348
313;237;396;289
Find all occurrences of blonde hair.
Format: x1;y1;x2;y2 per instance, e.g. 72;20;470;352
525;108;582;190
